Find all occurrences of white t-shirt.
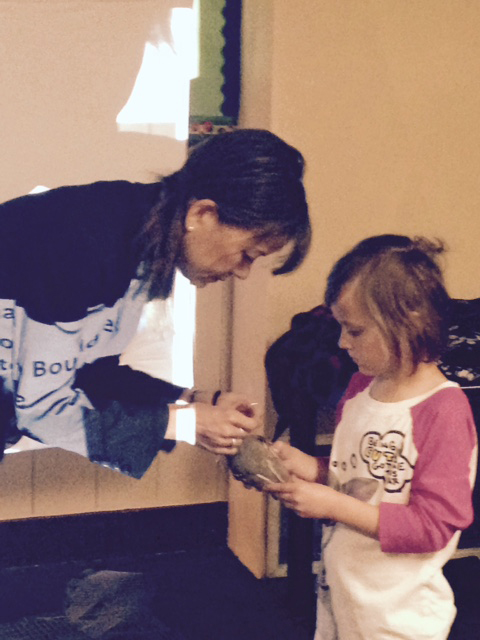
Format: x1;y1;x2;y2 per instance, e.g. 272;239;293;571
315;373;477;640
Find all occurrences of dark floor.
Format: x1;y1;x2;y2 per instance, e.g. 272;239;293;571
0;504;312;640
0;505;478;639
0;548;314;640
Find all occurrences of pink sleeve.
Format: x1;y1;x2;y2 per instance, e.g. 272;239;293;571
379;388;477;553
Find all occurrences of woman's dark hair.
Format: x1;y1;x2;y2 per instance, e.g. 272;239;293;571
138;129;311;298
325;234;451;368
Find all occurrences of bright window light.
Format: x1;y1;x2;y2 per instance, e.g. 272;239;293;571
116;3;199;141
121;270;195;389
117;4;200;388
171;271;196;388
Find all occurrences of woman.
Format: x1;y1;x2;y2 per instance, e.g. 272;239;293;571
0;129;311;479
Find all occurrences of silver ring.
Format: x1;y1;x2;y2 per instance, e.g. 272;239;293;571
231;438;236;448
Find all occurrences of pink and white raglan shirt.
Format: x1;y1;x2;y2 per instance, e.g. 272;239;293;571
315;372;478;640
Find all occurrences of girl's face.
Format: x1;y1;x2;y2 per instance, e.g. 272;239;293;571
331;279;397;380
178;199;287;287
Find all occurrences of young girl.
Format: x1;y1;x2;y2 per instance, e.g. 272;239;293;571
265;234;478;639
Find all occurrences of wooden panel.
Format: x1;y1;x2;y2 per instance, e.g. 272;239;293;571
0;445;227;522
266;493;285;577
96;445;227;512
228;476;267;578
228;264;271;577
194;280;232;389
155;444;227;507
0;452;34;520
32;449;97;517
95;455;159;512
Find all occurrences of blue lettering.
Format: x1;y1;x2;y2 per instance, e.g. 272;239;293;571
0;338;13;349
103;318;118;334
65;358;78;372
33;359;79;377
34;361;46;377
86;334;99;348
79;335;100;351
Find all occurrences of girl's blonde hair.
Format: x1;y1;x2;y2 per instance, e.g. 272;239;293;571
325;234;450;369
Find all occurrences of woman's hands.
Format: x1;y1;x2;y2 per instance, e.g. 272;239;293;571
194;393;258;454
168;390;260;455
215;391;257;418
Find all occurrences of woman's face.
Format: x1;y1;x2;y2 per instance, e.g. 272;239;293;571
178;199;287;287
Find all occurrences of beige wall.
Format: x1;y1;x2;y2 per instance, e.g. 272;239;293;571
245;0;480;343
0;1;190;202
230;0;480;577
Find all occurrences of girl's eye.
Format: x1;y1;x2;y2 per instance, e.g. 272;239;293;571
348;328;363;338
243;252;254;264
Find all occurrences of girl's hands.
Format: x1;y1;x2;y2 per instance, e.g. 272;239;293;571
270;441;325;483
264;477;338;519
265;476;380;538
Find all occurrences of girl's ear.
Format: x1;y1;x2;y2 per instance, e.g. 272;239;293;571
184;199;218;231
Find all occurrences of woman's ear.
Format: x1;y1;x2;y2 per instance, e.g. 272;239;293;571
184;199;218;231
